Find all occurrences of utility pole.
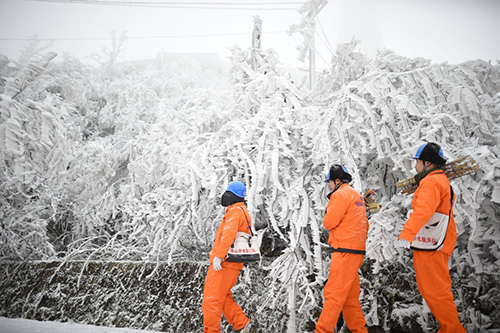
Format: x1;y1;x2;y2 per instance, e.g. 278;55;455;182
293;0;327;91
309;20;316;91
251;15;262;71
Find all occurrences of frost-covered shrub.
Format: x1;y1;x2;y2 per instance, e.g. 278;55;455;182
0;53;72;259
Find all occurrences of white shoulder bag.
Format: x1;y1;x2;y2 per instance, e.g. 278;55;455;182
410;212;449;251
225;207;261;263
410;186;454;251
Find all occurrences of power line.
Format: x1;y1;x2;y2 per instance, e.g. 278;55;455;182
0;31;287;42
316;17;334;57
27;0;302;10
29;0;302;4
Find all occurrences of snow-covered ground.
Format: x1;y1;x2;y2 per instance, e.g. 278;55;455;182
0;317;158;333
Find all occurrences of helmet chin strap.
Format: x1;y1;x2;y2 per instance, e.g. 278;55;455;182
421;160;432;173
333;179;348;192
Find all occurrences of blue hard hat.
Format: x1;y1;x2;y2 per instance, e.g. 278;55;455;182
226;181;246;198
412;142;446;166
325;165;351;183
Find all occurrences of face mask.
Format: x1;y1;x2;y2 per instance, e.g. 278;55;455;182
221;192;231;206
221;191;242;207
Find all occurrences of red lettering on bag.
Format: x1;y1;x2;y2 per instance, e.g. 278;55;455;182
413;236;439;244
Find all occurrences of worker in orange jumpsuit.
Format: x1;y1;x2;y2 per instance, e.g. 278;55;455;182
315;165;369;333
202;181;252;333
397;142;466;332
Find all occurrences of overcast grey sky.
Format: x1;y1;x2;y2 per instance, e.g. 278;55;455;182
0;0;499;67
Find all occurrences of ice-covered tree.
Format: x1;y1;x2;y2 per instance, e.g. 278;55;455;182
1;36;499;330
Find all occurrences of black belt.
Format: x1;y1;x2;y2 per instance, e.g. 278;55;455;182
328;247;365;255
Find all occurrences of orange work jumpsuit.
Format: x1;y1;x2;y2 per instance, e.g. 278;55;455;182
316;183;369;333
202;202;251;333
399;170;466;332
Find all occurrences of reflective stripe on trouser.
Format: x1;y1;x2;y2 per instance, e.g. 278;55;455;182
315;252;368;333
202;264;249;333
413;251;466;333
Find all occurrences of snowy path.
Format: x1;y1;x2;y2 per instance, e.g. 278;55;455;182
0;317;159;333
